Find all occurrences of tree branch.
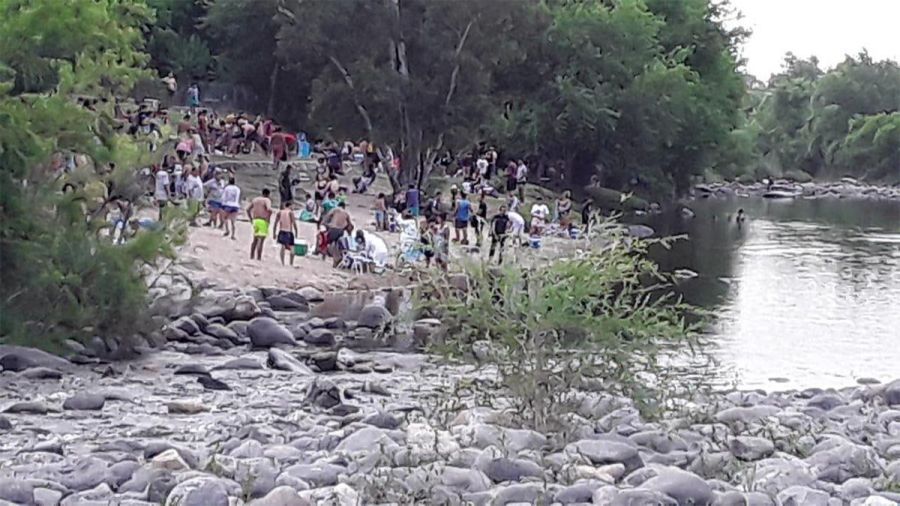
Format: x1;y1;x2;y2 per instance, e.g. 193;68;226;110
445;19;475;107
328;55;374;135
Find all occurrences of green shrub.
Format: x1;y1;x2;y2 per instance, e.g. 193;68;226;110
0;0;182;353
414;222;705;429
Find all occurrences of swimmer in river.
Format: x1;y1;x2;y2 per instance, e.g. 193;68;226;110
736;209;746;223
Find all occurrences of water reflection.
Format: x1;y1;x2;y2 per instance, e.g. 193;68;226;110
644;197;900;390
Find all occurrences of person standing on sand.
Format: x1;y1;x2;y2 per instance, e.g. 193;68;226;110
272;201;298;266
279;165;294;207
489;205;511;264
220;177;241;239
154;166;170;221
454;192;472;245
247;189;273;260
185;166;204;226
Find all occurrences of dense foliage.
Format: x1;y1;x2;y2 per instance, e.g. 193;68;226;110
740;53;900;182
414;223;704;428
142;0;747;197
0;0;178;351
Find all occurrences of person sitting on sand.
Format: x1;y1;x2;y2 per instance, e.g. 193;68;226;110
247;189;273;260
272;201;298;266
321;191;339;215
300;192;317;222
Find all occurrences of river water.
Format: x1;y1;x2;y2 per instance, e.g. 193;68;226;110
643;197;900;391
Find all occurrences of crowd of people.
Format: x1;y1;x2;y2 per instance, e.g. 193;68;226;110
94;84;598;276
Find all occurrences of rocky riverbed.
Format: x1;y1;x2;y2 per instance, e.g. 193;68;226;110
695;180;900;201
2;286;900;505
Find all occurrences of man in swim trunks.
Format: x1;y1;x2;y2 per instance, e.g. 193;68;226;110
321;202;353;267
272;201;297;266
247;189;273;260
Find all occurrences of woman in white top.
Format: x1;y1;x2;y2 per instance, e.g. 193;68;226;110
219;176;242;239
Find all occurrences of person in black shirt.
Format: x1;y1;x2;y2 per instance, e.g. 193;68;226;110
489;205;511;264
472;192;488;247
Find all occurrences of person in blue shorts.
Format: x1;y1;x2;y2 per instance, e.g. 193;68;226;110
454;192;471;245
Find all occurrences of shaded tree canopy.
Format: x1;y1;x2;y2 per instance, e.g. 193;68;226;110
143;0;897;193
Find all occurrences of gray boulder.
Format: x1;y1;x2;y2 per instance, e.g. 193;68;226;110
441;466;492;493
776;485;830;506
280;463;345;488
164;477;230;506
248;317;296;348
0;479;33;503
19;367;63;380
482;458;543;483
641;467;714;506
235;458;279;499
362;412;401;430
806;439;881;483
205;323;241;344
565;438;643;473
267;295;308;312
883;379;900;406
215;356;264;370
267;349;314;374
728;436;775;461
0;416;11;430
305;378;342;409
173;316;201;336
752;456;816;497
298;287;324;302
3;401;50;414
63;392;106;411
0;345;71;372
247;486;312;506
356;304;392;329
715;405;780;425
303;328;335;347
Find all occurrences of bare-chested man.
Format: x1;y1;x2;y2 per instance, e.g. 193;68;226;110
247;189;273;260
321;201;353;267
272;201;298;266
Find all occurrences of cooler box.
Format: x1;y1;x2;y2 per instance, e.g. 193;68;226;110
293;239;309;256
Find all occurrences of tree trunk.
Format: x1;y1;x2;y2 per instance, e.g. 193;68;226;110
266;64;279;118
328;55;374;136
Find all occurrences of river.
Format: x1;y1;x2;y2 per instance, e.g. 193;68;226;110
643;196;900;391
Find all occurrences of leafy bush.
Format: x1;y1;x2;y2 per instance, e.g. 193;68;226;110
0;0;182;352
414;221;705;430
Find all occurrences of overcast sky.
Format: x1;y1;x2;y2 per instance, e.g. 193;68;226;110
727;0;900;79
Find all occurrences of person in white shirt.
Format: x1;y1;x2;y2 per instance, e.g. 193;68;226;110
507;210;526;246
476;158;489;178
220;176;242;239
154;167;170;220
530;196;550;235
184;166;204;225
515;159;528;202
